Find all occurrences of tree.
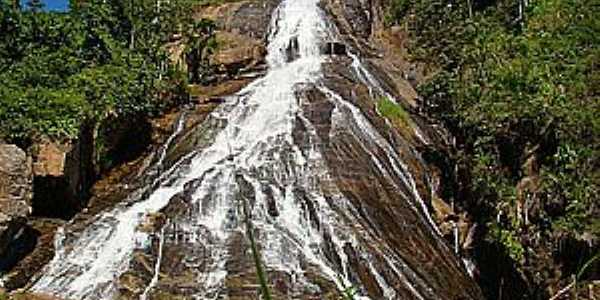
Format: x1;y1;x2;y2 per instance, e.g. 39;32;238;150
184;19;216;83
26;0;44;12
0;0;216;145
11;0;19;10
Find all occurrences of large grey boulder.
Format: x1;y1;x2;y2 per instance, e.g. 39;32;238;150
0;144;32;257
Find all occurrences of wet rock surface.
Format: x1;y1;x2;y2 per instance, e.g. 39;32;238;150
296;80;480;298
321;42;347;56
324;0;422;106
336;0;373;38
108;26;480;300
15;0;486;299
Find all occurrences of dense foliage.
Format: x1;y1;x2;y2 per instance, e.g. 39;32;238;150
386;0;599;298
0;0;215;145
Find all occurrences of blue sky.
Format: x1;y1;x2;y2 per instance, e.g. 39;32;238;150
21;0;69;11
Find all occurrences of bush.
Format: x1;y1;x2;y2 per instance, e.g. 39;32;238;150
385;0;411;25
0;0;216;145
0;85;87;141
385;0;599;297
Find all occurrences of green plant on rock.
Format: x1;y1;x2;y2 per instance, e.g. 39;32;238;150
574;253;600;297
238;176;272;300
376;97;417;140
377;97;412;126
490;224;525;262
335;273;357;300
184;18;217;84
0;84;88;142
341;286;357;300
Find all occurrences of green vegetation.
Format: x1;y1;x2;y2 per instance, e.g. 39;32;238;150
377;97;415;138
377;97;411;125
386;0;599;297
573;253;600;298
341;287;357;300
243;200;272;300
239;175;272;300
0;0;216;147
334;272;357;300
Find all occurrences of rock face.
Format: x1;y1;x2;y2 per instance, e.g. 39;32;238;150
285;36;300;62
324;0;422;107
211;31;267;75
202;0;279;40
30;129;93;219
0;144;32;259
94;116;152;174
321;42;347;56
22;0;484;299
200;0;279;79
316;59;480;299
0;219;62;292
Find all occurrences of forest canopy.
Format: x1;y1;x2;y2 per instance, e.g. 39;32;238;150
0;0;215;145
385;0;599;298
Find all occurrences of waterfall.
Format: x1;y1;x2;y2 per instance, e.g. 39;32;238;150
29;0;479;299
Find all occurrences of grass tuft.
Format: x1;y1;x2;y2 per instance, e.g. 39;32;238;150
377;98;410;122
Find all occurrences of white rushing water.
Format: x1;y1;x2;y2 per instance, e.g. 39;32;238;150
30;0;447;299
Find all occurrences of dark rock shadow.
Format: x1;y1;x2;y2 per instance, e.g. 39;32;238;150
0;225;39;282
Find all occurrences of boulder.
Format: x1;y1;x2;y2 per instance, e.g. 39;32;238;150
0;144;32;258
211;32;267;75
201;0;280;41
197;0;279;78
32;143;68;177
0;218;62;291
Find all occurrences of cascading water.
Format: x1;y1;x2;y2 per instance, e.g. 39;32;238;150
29;0;482;299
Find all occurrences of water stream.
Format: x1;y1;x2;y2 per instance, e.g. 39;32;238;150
29;0;476;299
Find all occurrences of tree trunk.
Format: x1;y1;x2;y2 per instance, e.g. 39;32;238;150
130;27;136;50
